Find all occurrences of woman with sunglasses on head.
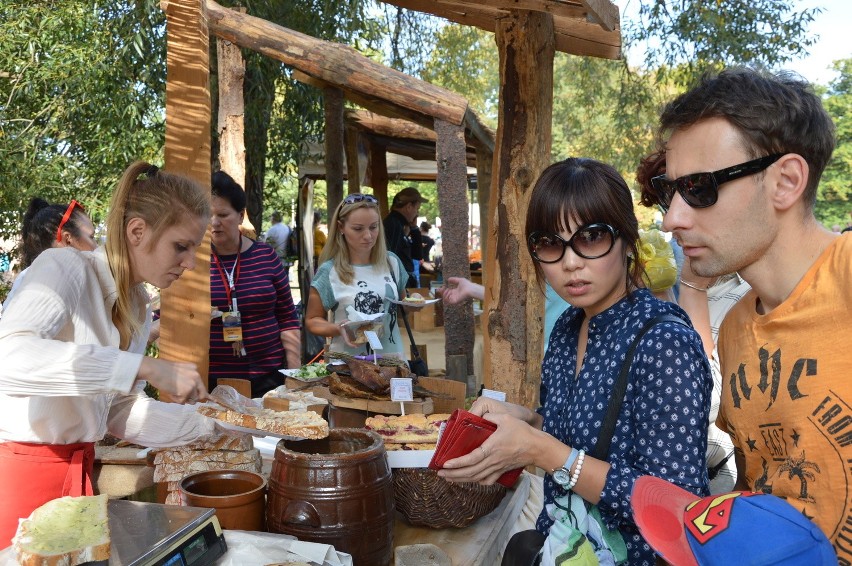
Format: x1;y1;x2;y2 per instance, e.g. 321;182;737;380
0;161;215;543
305;193;409;358
1;197;97;314
438;158;712;565
208;171;301;398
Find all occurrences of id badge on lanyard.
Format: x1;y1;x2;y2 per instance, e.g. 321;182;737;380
215;252;247;357
222;308;243;342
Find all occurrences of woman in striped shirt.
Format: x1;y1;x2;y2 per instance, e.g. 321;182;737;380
208;171;300;398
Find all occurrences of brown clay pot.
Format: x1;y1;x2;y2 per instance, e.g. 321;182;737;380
267;428;394;566
179;469;267;531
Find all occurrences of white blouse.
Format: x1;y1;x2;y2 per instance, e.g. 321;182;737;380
0;246;214;445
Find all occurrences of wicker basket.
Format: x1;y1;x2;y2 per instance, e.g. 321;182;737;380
392;467;507;528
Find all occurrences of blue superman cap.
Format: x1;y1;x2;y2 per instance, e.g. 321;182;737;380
631;475;837;566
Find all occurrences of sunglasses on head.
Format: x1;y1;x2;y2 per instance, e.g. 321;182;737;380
56;200;85;243
651;154;784;212
528;223;620;263
342;193;378;205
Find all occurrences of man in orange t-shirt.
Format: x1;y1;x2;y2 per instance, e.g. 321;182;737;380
655;68;851;562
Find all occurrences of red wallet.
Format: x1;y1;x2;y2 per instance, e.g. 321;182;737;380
428;409;522;488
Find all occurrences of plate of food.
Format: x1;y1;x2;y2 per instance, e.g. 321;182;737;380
197;404;329;440
280;362;330;381
389;293;440;306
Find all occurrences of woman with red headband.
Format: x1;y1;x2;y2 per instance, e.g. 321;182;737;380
1;197;97;313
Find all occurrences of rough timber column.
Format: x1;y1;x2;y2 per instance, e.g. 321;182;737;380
324;86;345;212
160;0;212;387
483;11;554;408
435;118;474;378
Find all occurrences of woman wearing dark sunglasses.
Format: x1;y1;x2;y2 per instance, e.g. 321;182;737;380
438;158;712;565
0;161;214;543
305;193;409;358
1;197;97;314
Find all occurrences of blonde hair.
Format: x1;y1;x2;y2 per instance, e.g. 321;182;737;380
106;161;210;349
318;197;388;285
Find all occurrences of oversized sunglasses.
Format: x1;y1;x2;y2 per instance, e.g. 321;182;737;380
651;154;783;212
56;199;85;243
342;193;378;205
528;223;620;263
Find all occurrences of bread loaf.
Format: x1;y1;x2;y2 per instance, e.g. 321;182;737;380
365;413;450;445
197;405;329;439
13;494;110;566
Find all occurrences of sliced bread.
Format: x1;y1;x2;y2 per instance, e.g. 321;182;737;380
13;494;110;566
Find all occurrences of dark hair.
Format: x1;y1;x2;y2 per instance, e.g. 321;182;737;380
211;170;246;213
21;197;88;269
420;221;431;231
636;149;667;208
657;67;835;209
525;158;643;292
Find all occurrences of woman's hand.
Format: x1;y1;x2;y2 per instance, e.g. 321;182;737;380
138;357;208;404
468;395;541;427
336;320;358;348
439;276;485;306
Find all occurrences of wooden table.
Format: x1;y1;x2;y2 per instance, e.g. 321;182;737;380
393;473;531;565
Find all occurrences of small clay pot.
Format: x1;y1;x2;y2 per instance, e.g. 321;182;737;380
180;469;267;531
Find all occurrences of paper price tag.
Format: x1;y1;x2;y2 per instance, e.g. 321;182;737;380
364;330;383;351
390;378;414;402
481;388;506;402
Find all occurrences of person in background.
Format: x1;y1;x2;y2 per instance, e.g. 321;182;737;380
208;171;300;398
384;187;426;289
306;194;410;358
0;161;215;543
439;158;711;565
2;197;97;312
655;67;850;558
420;221;435;261
312;210;326;270
408;220;423;287
637;148;748;494
264;210;291;267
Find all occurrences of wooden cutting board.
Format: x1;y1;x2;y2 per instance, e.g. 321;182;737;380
417;376;467;414
329;393;434;415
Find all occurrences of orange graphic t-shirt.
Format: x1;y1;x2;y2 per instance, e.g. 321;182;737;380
718;234;852;563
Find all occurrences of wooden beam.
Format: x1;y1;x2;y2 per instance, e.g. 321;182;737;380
435;118;475;379
324;87;346;210
379;0;620;57
346;110;437;143
161;0;212;389
482;10;553;408
206;0;469;126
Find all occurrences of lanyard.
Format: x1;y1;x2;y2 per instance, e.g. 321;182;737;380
213;251;241;312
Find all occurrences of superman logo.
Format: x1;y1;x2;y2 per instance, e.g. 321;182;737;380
683;492;755;544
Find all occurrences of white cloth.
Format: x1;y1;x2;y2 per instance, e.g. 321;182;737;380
265;222;291;261
0;267;28;314
0;246;214;446
705;274;752;493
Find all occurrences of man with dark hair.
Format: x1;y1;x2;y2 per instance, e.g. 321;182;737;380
654;67;850;559
383;187;427;288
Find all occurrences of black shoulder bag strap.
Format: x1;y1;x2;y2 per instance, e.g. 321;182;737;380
592;313;686;460
386;257;421;360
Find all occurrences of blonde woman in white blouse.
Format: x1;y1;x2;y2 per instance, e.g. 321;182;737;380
0;161;215;543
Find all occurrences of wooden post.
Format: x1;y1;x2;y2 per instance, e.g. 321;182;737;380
216;9;254;238
324;87;345;212
160;0;213;388
475;145;493;280
482;11;554;409
368;140;388;213
435;118;475;378
343;125;360;201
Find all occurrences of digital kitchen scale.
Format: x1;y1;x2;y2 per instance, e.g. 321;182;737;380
105;500;226;566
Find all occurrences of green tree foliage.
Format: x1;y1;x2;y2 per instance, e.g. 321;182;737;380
0;0;166;237
420;25;499;125
629;0;820;86
815;59;852;228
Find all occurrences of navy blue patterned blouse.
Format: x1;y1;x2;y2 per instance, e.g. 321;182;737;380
535;289;711;565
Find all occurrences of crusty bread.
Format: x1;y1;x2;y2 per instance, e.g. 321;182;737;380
197;405;329;439
365;413;450;444
13;494;110;566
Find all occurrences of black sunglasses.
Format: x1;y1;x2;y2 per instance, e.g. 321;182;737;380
342;193;378;205
528;223;620;263
651;154;784;212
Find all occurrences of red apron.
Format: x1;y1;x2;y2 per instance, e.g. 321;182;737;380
0;441;95;546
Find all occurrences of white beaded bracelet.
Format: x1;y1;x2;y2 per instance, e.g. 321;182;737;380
567;449;586;490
